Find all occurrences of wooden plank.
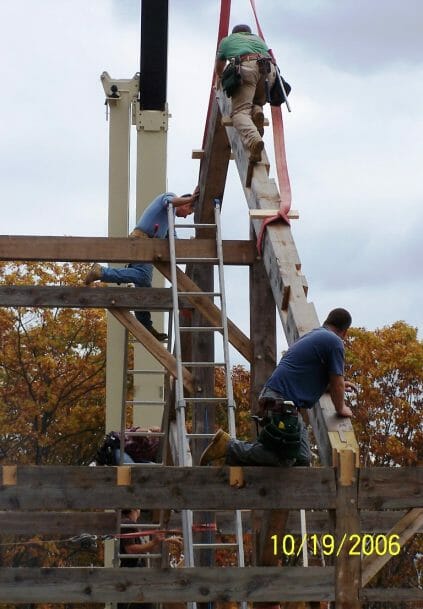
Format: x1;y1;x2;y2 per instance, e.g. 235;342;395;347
283;510;419;535
0;511;117;535
0;236;256;265
155;261;252;362
0;286;192;310
109;308;194;393
334;450;361;609
0;466;336;510
0;566;334;603
361;508;423;586
359;467;423;509
361;588;423;603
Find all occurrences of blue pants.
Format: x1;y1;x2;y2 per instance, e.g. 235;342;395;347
101;263;153;329
225;413;310;467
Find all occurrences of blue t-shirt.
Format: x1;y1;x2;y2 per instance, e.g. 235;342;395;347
265;327;345;409
135;192;176;238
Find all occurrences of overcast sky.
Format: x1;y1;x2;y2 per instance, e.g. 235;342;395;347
1;0;422;364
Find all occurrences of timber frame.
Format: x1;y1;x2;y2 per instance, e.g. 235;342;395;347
0;93;421;608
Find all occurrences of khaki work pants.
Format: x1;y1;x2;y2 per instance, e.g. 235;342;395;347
230;59;276;150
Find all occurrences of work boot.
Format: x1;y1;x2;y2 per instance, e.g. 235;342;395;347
249;139;264;163
147;326;168;342
84;263;103;285
200;429;231;465
252;110;265;136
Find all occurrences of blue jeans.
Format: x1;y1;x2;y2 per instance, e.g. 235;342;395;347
101;263;153;329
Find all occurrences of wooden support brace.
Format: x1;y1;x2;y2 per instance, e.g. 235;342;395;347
109;308;194;393
362;507;423;586
117;466;132;486
2;465;17;486
155;261;252;362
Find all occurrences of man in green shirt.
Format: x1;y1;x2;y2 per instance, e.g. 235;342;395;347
215;24;276;162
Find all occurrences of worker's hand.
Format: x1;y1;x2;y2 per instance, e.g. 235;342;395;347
192;185;200;201
345;381;359;393
336;404;353;418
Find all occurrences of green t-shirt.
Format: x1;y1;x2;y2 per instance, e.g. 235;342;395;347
217;32;270;60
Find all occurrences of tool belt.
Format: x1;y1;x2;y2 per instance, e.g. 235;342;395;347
238;53;274;63
129;228;150;239
257;397;301;459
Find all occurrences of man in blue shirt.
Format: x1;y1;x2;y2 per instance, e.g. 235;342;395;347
84;188;198;341
201;308;356;466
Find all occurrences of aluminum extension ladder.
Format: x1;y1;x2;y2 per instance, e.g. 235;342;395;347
167;199;246;609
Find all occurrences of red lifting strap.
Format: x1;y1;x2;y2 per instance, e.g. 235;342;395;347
249;0;292;255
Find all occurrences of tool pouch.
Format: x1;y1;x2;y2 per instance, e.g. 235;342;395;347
258;411;301;460
269;66;292;106
221;58;242;97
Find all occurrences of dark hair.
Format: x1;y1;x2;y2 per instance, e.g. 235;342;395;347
121;508;138;516
232;24;252;34
324;308;352;331
181;193;192;198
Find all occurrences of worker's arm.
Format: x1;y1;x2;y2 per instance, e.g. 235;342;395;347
329;374;353;417
124;535;162;554
170;186;199;208
214;57;226;88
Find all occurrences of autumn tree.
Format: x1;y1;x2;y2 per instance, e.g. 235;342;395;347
0;261;106;465
344;321;422;466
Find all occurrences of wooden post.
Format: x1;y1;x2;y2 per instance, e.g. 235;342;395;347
335;450;361;609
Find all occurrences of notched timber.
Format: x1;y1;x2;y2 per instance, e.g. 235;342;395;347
0;466;336;510
0;567;334;603
0;236;255;265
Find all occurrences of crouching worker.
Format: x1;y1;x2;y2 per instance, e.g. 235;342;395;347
200;308;356;466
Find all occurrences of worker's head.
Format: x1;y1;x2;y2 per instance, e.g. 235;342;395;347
232;24;252;34
323;308;352;338
121;508;141;522
175;188;198;218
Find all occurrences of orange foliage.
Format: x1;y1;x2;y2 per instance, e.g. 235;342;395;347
0;262;106;465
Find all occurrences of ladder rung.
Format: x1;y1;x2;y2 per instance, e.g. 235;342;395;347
181;362;226;367
179;326;223;332
177;291;220;297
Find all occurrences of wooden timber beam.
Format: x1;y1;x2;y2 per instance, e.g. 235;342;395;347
0;465;336;510
359;467;423;509
362;507;423;586
5;509;418;537
109;309;194;393
0;511;117;536
215;92;359;466
155;261;252;362
0;236;255;265
0;286;192;310
0;567;334;604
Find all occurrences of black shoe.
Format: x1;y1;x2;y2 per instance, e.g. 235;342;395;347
147;326;168;342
